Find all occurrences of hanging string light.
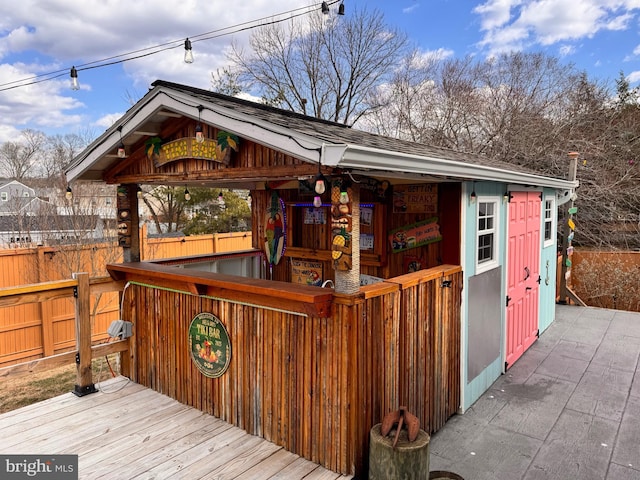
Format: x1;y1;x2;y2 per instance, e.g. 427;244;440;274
137;186;143;199
65;186;73;201
338;1;345;15
184;187;191;201
3;3;347;94
70;66;80;91
195;105;204;143
117;126;126;158
184;38;194;63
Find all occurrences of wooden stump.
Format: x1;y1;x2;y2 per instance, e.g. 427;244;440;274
369;423;430;480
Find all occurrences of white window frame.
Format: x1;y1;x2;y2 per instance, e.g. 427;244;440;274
476;196;500;274
543;196;555;248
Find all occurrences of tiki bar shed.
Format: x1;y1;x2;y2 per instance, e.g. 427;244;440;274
66;80;578;477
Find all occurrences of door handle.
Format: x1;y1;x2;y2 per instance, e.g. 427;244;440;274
526;287;532;291
524;266;530;281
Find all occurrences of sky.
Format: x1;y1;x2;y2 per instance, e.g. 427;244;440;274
1;0;640;143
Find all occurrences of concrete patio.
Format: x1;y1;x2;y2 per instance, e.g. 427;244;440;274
429;304;640;480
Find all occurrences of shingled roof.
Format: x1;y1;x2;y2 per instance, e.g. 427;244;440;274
67;80;577;191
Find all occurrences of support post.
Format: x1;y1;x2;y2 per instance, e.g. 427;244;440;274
73;272;96;396
558;152;578;304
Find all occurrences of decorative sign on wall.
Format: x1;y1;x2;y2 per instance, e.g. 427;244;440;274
389;217;442;253
189;312;231;378
392;184;438;214
146;131;239;167
291;258;323;286
303;207;326;224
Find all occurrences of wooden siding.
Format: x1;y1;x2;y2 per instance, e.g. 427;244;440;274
121;264;461;477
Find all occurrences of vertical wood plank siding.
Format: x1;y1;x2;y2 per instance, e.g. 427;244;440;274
125;265;461;476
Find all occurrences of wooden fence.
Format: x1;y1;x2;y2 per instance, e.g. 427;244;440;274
0;274;128;389
571;250;640;312
0;231;252;367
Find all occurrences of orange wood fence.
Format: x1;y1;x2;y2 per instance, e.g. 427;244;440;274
117;264;461;477
0;231;252;367
0;274;128;387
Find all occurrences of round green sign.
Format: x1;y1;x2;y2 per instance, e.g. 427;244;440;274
188;312;231;378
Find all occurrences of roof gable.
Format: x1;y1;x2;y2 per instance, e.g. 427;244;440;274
66;80;576;190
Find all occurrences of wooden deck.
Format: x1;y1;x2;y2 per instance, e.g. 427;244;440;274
0;377;353;480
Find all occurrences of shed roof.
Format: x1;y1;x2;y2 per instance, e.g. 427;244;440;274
67;80;576;190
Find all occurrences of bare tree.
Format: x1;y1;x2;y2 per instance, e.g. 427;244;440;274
39;132;92;180
140;186;190;233
0;129;46;179
230;6;409;124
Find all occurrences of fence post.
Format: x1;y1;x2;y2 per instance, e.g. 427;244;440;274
73;272;97;396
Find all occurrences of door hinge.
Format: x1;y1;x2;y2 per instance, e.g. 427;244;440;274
73;286;78;298
506;295;511;306
537;275;542;284
505;361;509;370
536;329;540;338
538;192;543;201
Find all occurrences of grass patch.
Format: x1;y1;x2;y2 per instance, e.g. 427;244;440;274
0;355;122;414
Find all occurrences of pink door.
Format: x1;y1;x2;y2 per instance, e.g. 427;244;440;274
505;191;541;369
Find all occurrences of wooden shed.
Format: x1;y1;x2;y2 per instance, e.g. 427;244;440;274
66;80;577;476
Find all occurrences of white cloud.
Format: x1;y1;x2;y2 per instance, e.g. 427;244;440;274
558;45;575;57
627;70;640;83
474;0;523;30
402;3;420;14
474;0;640;55
0;0;306;139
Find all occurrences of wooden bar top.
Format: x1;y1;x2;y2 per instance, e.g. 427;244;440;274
107;262;334;318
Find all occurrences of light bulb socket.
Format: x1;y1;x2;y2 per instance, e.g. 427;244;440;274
321;1;329;14
338;2;345;15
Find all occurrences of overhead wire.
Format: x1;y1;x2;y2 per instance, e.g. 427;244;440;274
0;1;343;93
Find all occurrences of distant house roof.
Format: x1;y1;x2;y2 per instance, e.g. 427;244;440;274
0;214;101;233
67;80;577;190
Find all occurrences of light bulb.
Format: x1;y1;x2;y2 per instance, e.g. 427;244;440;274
70;66;80;91
65;187;73;201
313;196;322;208
184;38;194;64
117;142;126;158
315;178;326;195
195;124;204;143
137;187;143;199
339;190;349;204
184;188;191;201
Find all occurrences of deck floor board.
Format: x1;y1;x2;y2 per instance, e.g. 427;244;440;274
1;377;352;480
